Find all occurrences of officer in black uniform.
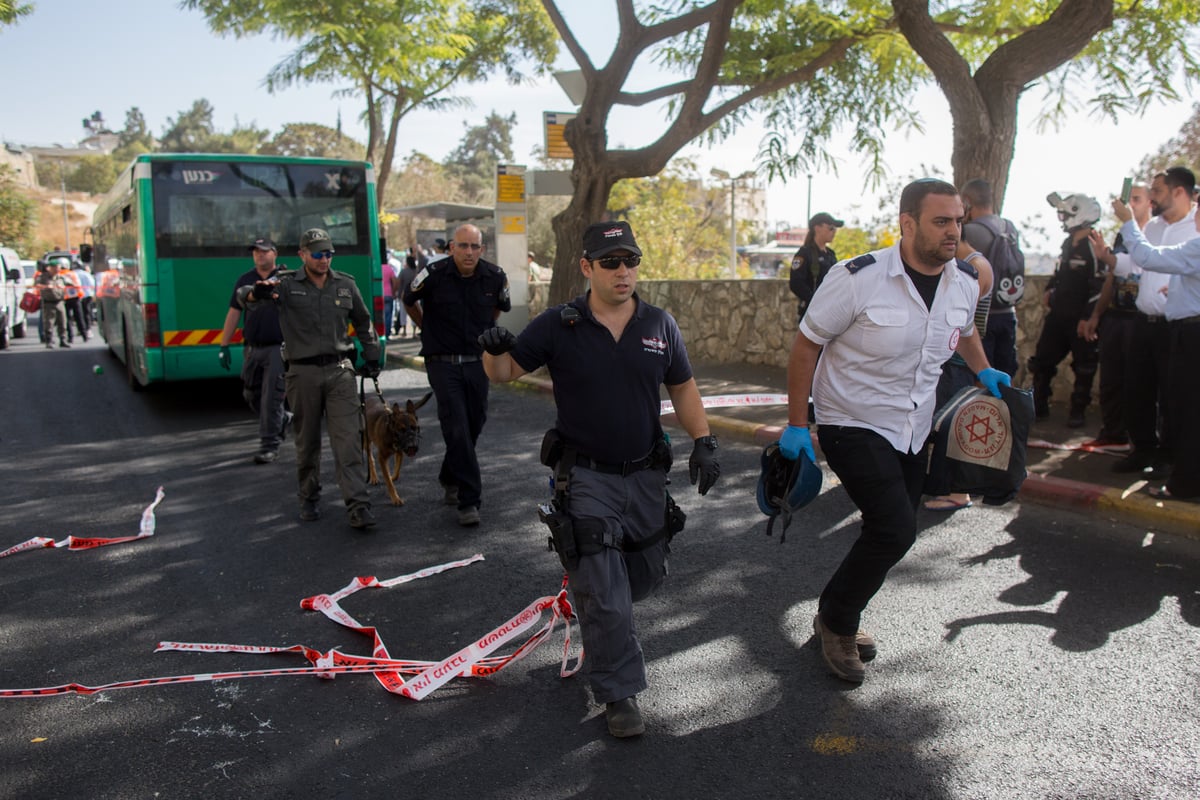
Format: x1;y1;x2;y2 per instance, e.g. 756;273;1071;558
218;236;291;464
788;211;843;323
479;220;720;738
1030;193;1103;427
402;224;510;526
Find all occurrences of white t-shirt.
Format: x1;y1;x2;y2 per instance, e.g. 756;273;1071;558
800;242;980;453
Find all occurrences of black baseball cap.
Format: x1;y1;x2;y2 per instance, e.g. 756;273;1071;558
582;221;642;258
248;237;277;252
809;212;844;228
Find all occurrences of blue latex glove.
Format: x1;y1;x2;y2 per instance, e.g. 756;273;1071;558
779;424;815;463
977;367;1011;398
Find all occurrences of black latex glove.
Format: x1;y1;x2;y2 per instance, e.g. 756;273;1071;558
252;281;275;300
478;326;518;356
688;435;720;496
218;345;231;371
359;360;382;379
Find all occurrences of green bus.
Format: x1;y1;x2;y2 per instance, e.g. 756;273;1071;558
90;153;386;389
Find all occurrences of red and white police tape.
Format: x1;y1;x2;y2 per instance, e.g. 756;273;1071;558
660;393;787;415
0;487;166;559
0;554;583;700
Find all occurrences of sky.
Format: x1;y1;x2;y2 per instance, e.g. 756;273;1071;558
1;1;1196;254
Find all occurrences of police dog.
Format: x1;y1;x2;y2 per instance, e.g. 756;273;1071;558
363;391;432;506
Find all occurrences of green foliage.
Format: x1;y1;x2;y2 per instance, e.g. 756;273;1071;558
159;99;268;154
66;156;118;194
183;0;558;198
1138;102;1200;177
34;159;62;187
0;165;38;251
443;111;517;203
608;161;730;280
259;123;365;159
0;1;32;26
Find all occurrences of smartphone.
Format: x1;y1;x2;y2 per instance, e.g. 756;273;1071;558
1120;177;1133;204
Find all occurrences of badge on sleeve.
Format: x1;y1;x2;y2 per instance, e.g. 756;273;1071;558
411;268;429;291
846;254;876;274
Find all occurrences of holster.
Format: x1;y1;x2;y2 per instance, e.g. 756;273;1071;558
539;501;609;572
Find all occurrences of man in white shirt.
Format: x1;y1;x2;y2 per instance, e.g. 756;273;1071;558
1113;167;1199;476
779;178;1009;683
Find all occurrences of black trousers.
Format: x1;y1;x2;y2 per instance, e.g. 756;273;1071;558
1030;311;1098;412
1097;313;1137;440
1166;321;1200;497
982;311;1019;378
426;360;489;510
1124;315;1172;456
817;424;925;636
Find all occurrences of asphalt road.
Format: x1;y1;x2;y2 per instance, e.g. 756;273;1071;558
2;331;1198;800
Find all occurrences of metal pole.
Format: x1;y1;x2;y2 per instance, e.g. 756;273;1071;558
729;179;738;278
806;174;813;223
60;162;70;250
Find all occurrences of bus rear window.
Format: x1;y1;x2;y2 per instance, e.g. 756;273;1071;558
150;161;371;258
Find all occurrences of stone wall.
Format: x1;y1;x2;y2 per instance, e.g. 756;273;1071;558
530;274;1071;397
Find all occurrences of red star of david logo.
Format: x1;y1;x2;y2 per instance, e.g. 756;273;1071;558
966;413;994;445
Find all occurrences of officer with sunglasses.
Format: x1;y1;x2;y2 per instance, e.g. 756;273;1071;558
479;220;720;738
403;223;511;527
239;227;381;530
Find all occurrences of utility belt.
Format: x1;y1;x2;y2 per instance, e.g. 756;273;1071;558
291;351;354;367
537;428;684;571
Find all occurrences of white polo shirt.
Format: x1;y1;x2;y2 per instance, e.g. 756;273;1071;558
800;242;980;454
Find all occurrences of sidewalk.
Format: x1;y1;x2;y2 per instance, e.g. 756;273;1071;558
385;337;1200;540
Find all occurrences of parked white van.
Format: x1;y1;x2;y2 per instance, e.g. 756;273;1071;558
1;246;29;348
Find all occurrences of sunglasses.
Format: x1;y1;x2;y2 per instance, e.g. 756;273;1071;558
594;254;641;270
309;250;334;260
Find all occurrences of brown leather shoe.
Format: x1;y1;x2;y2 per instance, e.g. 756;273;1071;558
814;614;865;683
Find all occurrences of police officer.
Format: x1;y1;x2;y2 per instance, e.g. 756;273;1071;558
780;179;1008;684
479;220;720;738
789;211;843;323
1030;193;1104;427
219;237;290;464
36;259;69;348
238;228;381;529
402;224;510;526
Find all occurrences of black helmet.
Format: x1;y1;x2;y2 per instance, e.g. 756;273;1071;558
756;442;822;542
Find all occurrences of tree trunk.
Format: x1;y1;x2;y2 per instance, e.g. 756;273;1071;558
949;87;1021;213
547;111;616;306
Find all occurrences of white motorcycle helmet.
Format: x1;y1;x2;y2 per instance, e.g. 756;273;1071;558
1047;192;1101;232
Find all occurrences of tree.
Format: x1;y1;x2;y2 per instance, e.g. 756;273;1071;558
541;1;916;303
159;99;268;154
889;0;1199;212
0;165;38;251
607;160;729;279
1138;102;1200;177
184;0;559;202
543;2;1200;303
259;123;365;160
66;156;118;194
0;1;32;27
443;110;517;203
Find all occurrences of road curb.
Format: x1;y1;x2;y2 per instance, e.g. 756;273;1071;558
395;355;1200;540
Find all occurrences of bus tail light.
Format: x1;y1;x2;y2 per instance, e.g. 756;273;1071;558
144;303;161;348
373;293;385;336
